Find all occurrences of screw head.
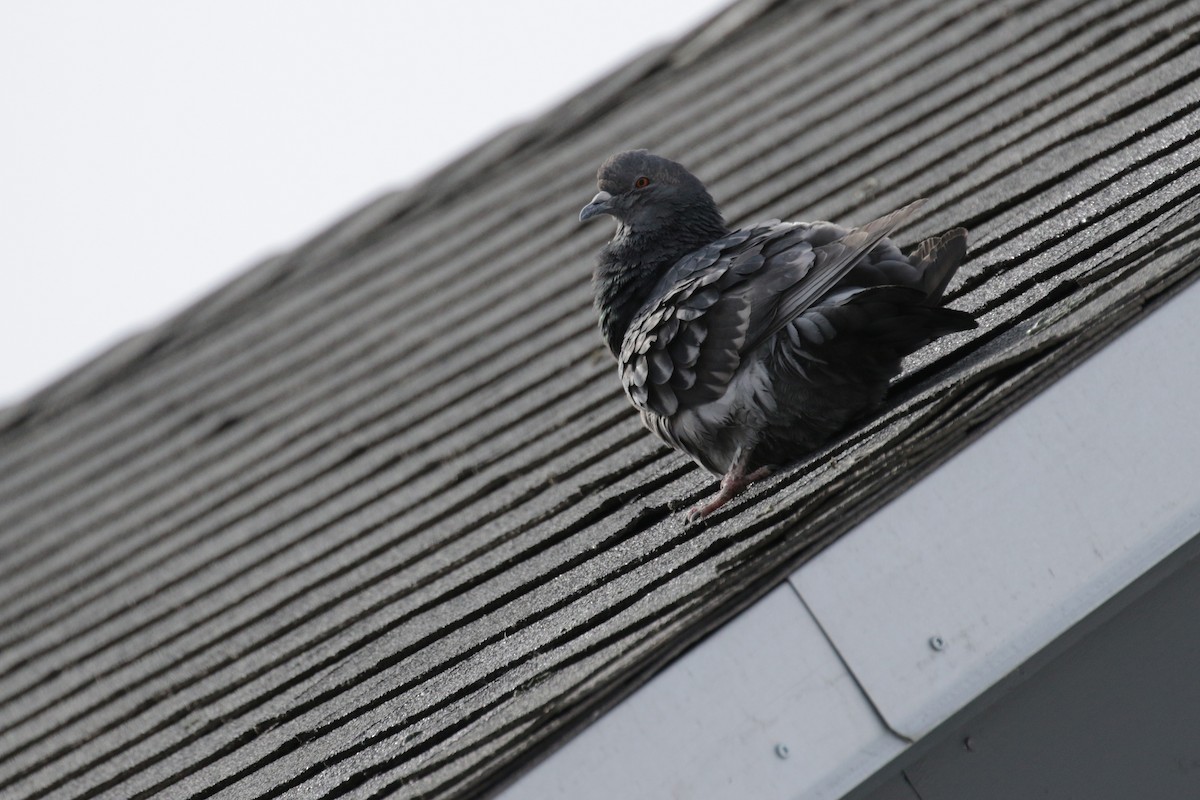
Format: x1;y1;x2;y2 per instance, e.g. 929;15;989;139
775;743;790;759
929;635;946;651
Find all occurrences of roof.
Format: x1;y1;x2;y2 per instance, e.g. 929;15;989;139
2;0;1199;797
502;271;1200;799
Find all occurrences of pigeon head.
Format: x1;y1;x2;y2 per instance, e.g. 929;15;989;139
583;151;730;357
579;150;726;241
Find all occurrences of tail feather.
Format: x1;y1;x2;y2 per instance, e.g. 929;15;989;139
748;200;926;353
844;285;977;345
912;227;968;301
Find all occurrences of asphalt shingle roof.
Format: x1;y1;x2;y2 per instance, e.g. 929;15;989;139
1;0;1199;797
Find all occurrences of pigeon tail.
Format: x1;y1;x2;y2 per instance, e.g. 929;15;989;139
912;227;968;302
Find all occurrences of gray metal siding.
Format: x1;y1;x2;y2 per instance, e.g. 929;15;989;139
861;537;1200;800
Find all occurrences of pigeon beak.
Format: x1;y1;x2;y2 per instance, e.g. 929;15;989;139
579;190;613;222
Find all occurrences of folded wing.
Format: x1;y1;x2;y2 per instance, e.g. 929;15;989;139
619;201;926;418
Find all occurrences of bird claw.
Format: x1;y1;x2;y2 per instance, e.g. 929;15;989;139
685;499;723;524
684;466;773;523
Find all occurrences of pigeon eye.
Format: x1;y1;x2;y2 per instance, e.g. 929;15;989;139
634;176;651;189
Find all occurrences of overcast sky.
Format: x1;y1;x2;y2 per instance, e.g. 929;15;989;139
0;1;728;406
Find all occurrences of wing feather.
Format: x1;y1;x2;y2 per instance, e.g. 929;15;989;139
619;202;926;417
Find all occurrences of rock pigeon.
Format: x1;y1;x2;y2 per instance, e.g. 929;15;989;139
580;150;976;521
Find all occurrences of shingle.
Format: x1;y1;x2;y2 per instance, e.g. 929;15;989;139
1;0;1199;797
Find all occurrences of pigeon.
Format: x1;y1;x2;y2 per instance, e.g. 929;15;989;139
580;150;976;521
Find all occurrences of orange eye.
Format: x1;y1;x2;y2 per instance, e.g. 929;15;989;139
634;176;650;189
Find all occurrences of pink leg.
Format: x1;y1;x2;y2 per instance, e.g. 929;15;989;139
686;466;772;523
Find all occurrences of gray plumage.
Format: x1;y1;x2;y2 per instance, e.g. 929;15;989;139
580;151;975;521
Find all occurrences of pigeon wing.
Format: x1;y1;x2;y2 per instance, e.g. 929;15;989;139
618;224;809;417
742;200;924;354
619;201;924;418
619;235;755;417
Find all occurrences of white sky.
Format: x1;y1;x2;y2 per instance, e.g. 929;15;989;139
0;1;728;406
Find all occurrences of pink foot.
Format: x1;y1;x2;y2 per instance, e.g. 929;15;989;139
685;467;771;523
